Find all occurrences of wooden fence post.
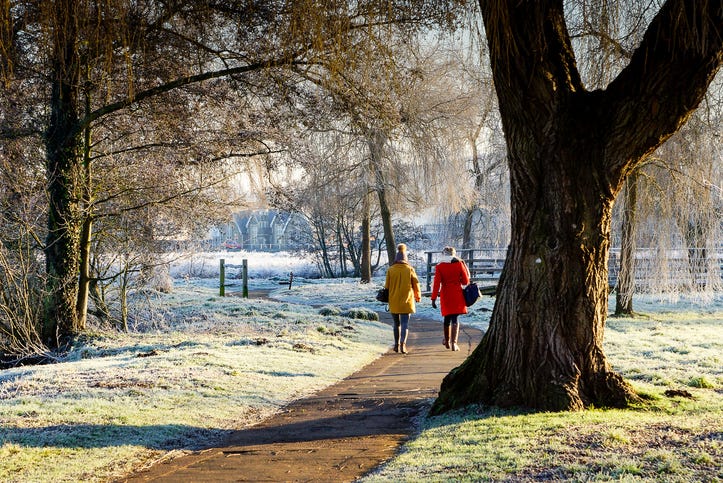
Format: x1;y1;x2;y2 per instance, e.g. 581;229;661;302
242;259;248;298
220;259;225;297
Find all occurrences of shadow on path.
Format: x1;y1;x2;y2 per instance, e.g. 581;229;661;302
122;309;483;482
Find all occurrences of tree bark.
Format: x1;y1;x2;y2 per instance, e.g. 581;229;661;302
43;0;83;348
75;93;94;331
461;210;473;250
462;125;485;249
360;192;372;283
432;0;722;413
368;130;396;265
615;170;638;315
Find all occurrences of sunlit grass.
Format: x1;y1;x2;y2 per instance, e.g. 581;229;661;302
362;294;723;482
1;283;721;482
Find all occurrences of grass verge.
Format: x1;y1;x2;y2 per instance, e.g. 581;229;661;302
0;283;388;482
362;297;722;482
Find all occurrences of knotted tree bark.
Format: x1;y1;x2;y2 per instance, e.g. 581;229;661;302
432;0;722;413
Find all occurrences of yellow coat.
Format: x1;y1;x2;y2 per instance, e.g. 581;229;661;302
385;261;421;314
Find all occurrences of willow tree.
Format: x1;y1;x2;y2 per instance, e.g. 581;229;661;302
432;0;722;413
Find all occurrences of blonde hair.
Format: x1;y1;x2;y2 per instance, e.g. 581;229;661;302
394;243;408;262
442;246;456;257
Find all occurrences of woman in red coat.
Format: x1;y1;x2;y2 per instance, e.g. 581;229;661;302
430;246;469;351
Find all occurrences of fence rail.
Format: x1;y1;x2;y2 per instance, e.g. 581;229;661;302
424;248;723;294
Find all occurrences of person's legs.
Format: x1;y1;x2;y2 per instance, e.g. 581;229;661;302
399;313;410;353
450;314;460;351
443;316;453;349
392;314;401;352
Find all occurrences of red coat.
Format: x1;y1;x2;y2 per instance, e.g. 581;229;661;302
431;258;470;316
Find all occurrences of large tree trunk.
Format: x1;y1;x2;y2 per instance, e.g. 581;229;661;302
43;0;83;348
432;0;722;413
615;170;639;315
434;140;636;411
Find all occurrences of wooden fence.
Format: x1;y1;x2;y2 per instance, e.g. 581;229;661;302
424;248;723;294
424;249;506;294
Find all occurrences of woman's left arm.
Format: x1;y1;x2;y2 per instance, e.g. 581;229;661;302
460;260;470;285
411;269;421;302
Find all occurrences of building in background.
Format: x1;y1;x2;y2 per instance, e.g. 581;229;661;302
216;210;311;251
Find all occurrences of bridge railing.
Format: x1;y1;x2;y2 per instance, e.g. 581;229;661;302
424;248;506;293
424;247;723;294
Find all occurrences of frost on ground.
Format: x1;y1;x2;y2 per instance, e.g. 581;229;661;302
361;293;723;483
1;257;721;482
0;280;388;483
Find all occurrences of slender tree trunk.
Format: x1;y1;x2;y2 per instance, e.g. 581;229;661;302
360;192;372;283
119;263;130;332
43;0;83;347
343;219;361;278
89;279;111;322
462;211;474;250
76;93;93;330
337;216;348;276
368;130;396;265
615;170;638;315
76;215;92;329
376;180;395;265
313;215;335;278
684;218;711;290
462;128;484;249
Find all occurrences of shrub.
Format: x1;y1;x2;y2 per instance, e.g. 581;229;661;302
318;306;341;316
342;308;379;321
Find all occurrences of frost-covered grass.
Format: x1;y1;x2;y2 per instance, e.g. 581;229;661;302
1;271;721;482
0;281;388;483
274;276;496;331
362;293;723;482
168;250;320;282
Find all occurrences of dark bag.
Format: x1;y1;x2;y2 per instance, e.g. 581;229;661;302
463;283;480;307
376;288;389;303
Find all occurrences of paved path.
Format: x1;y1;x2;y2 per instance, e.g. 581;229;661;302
123;310;483;482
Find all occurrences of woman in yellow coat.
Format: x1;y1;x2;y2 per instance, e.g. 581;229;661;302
384;243;421;354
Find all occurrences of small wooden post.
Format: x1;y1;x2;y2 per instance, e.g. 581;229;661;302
467;248;475;278
288;271;293;289
242;259;248;298
426;251;433;291
220;259;225;296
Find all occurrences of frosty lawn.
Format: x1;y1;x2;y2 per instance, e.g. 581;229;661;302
0;282;388;482
362;295;723;482
1;278;721;482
